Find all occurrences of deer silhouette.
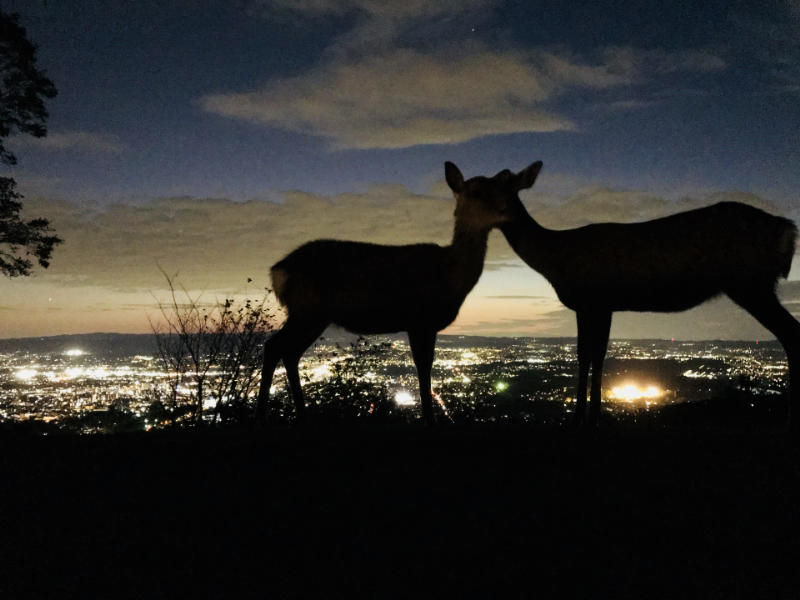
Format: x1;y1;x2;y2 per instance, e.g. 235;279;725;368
500;168;800;427
255;160;543;426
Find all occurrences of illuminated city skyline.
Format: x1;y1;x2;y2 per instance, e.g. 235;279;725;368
0;334;789;430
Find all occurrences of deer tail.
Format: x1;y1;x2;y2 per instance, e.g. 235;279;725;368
270;265;290;307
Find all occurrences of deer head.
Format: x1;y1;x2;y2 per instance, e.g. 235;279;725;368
446;160;543;230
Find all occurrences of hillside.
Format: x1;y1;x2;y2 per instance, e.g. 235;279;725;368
1;425;798;598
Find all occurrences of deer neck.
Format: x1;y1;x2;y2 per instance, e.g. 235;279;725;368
447;224;492;296
500;210;559;280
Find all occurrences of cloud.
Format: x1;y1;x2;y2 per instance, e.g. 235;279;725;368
206;1;730;148
602;47;726;77
729;2;800;93
245;0;495;49
778;280;800;313
465;317;564;336
10;179;796;339
654;49;727;73
201;46;639;149
24;184;459;292
20;173;790;301
0;170;65;198
505;286;800;340
593;99;661;111
253;0;490;18
590;87;713;112
483;295;548;299
14;131;126;153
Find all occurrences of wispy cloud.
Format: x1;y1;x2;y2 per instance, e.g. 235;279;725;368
242;0;488;22
602;47;726;76
591;99;661;111
201;46;638;149
14;131;126;153
206;0;727;148
245;0;496;50
27;183;457;291
250;0;491;19
730;1;800;93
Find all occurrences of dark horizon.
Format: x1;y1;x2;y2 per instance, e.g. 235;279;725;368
0;331;785;375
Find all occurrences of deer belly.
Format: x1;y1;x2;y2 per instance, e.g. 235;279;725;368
331;297;459;334
557;279;722;313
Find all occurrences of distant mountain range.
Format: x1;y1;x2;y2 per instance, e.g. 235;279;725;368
0;331;549;356
0;333;160;357
0;331;781;356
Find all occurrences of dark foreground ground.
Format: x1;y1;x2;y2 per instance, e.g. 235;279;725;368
1;423;798;599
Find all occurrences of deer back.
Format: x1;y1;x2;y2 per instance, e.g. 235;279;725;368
545;202;796;312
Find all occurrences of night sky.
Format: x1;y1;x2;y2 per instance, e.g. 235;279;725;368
0;0;798;339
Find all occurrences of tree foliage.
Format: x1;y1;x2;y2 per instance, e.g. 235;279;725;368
0;11;61;276
0;176;61;276
0;11;57;166
149;272;280;427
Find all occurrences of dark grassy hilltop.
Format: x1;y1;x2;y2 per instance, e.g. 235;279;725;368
1;424;798;599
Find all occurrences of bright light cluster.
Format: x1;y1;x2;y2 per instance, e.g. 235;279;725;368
42;366;164;381
395;391;415;405
13;363;168;383
682;369;716;379
309;365;331;379
15;369;38;380
610;385;660;401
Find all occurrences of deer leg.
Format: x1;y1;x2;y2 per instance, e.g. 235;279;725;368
409;330;438;425
587;312;612;426
571;311;593;426
254;317;327;426
281;320;329;425
255;327;287;427
726;286;800;429
282;353;309;424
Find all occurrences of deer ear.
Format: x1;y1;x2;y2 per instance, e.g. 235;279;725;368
445;162;465;194
515;161;543;191
494;169;514;182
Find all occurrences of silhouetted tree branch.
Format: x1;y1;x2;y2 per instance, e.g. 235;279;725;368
149;269;279;426
0;11;61;276
0;176;60;276
0;11;57;166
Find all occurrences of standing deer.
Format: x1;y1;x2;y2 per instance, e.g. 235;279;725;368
255;160;543;426
499;166;800;427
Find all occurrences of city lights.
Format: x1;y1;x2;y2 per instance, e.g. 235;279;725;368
610;385;661;401
0;337;789;429
395;391;415;405
15;369;37;380
310;365;331;379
